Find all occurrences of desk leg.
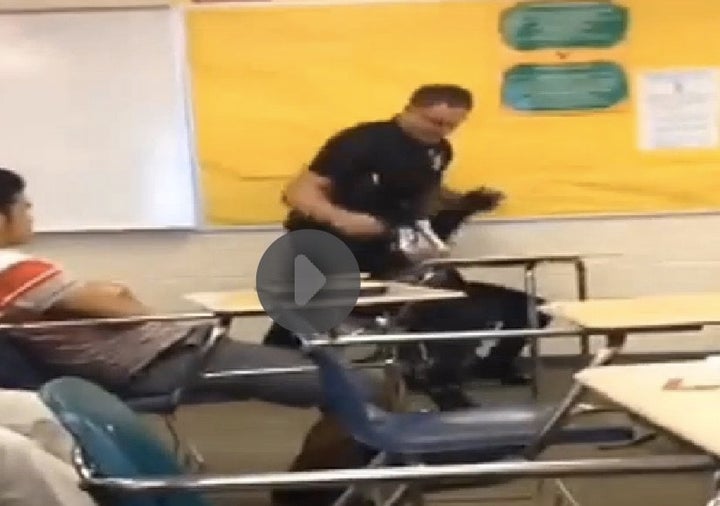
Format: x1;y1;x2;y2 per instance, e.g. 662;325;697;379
573;260;591;358
218;315;234;339
524;264;541;399
370;309;410;414
381;310;409;413
522;332;625;459
707;471;720;506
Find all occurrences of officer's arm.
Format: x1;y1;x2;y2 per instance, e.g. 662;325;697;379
282;170;350;228
283;128;377;228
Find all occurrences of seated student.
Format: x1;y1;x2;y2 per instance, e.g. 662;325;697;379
0;427;97;506
0;388;75;464
0;168;384;506
0;389;97;506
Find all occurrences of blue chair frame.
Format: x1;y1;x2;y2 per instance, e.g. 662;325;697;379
41;377;209;506
39;347;641;506
301;343;639;505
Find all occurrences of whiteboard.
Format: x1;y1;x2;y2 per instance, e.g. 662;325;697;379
0;7;197;231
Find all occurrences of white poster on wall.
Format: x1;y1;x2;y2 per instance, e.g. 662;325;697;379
637;68;720;150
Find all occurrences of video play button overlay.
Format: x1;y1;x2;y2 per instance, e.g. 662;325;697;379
294;255;326;306
256;229;361;335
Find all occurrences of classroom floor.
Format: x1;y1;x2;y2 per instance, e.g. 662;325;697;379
150;356;713;506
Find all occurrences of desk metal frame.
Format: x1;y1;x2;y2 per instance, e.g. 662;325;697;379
522;323;703;458
81;454;716;493
9;315;716;504
54;321;714;503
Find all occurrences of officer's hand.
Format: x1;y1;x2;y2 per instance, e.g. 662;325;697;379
462;187;505;212
333;211;388;238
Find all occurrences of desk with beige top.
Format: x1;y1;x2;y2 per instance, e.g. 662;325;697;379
576;359;720;457
185;280;465;321
184;281;467;387
520;292;720;458
576;359;720;505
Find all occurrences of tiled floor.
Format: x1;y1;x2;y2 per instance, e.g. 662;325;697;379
147;359;713;506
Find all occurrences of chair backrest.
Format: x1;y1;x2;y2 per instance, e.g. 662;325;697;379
0;331;53;390
39;377;209;506
304;346;391;449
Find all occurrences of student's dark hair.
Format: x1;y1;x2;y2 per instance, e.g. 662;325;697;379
409;84;473;110
0;168;25;216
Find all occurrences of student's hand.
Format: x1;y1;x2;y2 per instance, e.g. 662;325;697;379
332;211;388;238
85;281;132;297
462;187;505;212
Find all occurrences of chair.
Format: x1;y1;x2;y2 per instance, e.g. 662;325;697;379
303;344;638;504
40;376;208;506
39;367;637;506
307;345;635;458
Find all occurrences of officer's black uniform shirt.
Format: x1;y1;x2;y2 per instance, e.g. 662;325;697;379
284;118;452;274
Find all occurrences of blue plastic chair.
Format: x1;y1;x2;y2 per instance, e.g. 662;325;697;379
40;376;210;506
304;345;635;465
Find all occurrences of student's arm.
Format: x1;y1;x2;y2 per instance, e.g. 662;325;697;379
50;281;152;319
4;260;153;320
282;130;387;238
423;185;466;215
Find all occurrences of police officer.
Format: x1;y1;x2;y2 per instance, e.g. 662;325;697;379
266;84;533;408
282;84;468;271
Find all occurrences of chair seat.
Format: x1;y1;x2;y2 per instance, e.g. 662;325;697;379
371;404;634;456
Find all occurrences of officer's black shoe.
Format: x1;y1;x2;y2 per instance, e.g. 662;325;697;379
472;358;531;386
426;384;479;411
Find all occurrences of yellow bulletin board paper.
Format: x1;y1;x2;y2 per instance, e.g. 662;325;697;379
186;0;720;226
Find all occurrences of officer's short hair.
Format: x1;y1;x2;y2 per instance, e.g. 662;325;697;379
409;84;473;110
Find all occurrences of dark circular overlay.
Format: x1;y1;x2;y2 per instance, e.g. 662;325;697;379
256;229;361;335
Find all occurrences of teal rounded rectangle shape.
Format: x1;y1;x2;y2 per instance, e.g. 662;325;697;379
502;62;629;112
501;1;629;50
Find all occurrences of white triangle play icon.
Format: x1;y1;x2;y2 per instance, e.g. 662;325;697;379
294;254;326;306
